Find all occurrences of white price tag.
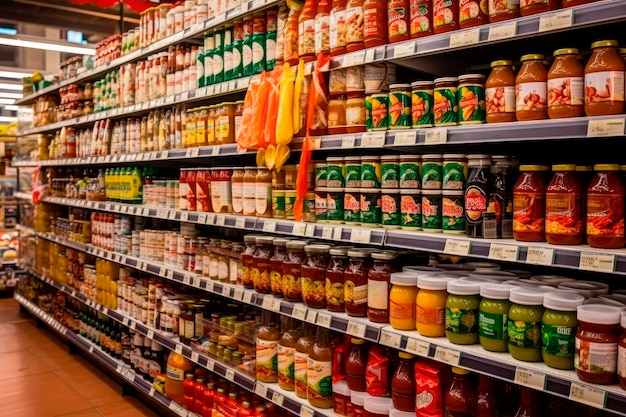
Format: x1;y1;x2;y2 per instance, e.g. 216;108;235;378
514;367;546;390
234;288;244;301
488;243;519;262
180;212;189;222
317;311;332;327
569;382;607;408
225;369;235;381
271;391;284;406
333;227;343;241
255;382;269;397
341;135;356;148
147;329;155;339
206;359;215;371
539;9;574;32
300;406;315;417
361;132;386;147
169;400;189;416
142;208;150;216
293;222;307;236
149;387;156;397
587;118;626;137
343;51;366;67
305;224;316;237
526;246;555;266
263;220;277;232
157;209;168;219
393;41;416;58
243;291;253;304
183;275;191;285
425;128;448;144
191;352;200;362
198;213;208;224
235;217;246;229
206;281;215;292
192;277;201;288
168;210;177;220
262;297;274;310
175;344;183;354
89;346;94;353
346;321;366;338
159;267;167;277
393;131;417;146
444;239;471;256
434;346;461;366
449;28;480;48
406;338;430;357
487;21;517;41
102;307;108;315
322;226;333;240
187;148;200;158
215;215;226;226
365;48;376;62
350;229;372;244
116;364;123;374
123;318;130;326
292;304;307;320
579;253;616;273
212;146;221;156
130;321;136;330
222;285;231;297
379;329;401;349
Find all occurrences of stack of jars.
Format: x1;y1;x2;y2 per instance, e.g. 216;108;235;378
184;101;244;148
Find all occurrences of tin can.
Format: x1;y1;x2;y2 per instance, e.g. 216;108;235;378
272;189;286;218
434;77;458;126
388;84;412;129
442;190;465;233
381;189;401;228
326;157;345;188
411;81;434;127
361;156;381;188
343;188;361;224
315;188;328;222
360;188;381;226
315;163;328;187
381;156;399;188
457;74;486;124
327;188;345;223
422;189;442;232
400;189;422;229
421;154;443;189
285;190;297;219
442;154;468;190
344;156;362;188
399;155;421;189
367;93;389;131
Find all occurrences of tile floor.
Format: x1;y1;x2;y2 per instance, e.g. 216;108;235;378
0;295;161;417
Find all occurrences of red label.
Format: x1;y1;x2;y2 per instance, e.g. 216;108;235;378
433;99;451;114
363;8;380;38
382;195;397;213
586;193;625;237
546;193;583;235
422;200;437;217
464;187;487;221
345;194;360;210
389;101;403;116
442;201;463;218
513;191;545;233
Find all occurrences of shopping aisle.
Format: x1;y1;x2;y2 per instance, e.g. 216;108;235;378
0;296;159;417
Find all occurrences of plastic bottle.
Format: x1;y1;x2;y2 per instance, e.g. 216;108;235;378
307;327;334;408
165;351;195;405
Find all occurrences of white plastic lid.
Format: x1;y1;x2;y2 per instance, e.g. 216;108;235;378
418;275;454;290
558;281;610;297
530;275;576;285
351;391;371;406
391;272;419;286
599;294;626;306
403;266;443;275
583;297;626;309
543;291;585;311
464;262;501;271
621;311;626;328
510;287;550;305
363;397;393;415
389;409;416;417
577;304;622;324
505;280;555;291
480;283;515;299
333;380;351;396
447;279;481;295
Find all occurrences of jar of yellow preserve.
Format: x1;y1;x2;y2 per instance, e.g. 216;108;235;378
390;272;419;331
479;284;514;352
416;275;455;337
446;280;482;345
508;287;549;362
542;291;584;370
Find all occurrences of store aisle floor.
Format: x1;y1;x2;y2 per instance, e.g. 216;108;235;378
0;296;160;417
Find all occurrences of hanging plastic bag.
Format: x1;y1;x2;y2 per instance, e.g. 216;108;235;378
292;60;305;135
276;62;296;146
236;72;270;151
264;65;285;147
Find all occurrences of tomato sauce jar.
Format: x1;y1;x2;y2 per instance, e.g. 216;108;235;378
459;0;487;28
488;0;519;22
547;48;585;119
388;0;410;43
345;249;373;317
515;54;548;121
513;165;546;242
301;244;331;309
586;164;626;249
545;164;584;245
433;0;458;34
486;60;516;123
409;0;432;38
584;40;626;117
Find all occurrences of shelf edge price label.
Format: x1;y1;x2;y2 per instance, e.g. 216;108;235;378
147;329;155;339
346;321;366;338
293;222;307;236
305;224;316;237
444;239;471;256
235;217;246;229
379;329;402;349
191;352;200;362
225;369;235;381
487;21;517;41
255;382;268;397
361;132;386;147
393;130;417;146
433;346;461;366
317;312;332;328
300;406;315;417
305;309;318;324
539;8;574;32
233;288;244;301
343;50;366;67
526;246;555;266
587;118;626;137
424;127;448;144
183;275;191;285
514;367;546;390
243;291;253;304
292;304;307;320
222;285;231;297
393;41;416;58
350;228;372;244
215;215;226;226
332;227;343;241
579;252;615;273
322;226;333;240
488;243;519;262
175;344;183;354
271;391;284;406
206;359;215;371
449;28;480;48
569;381;607;408
262;296;274;310
262;220;276;232
341;135;356;148
169;400;189;416
406;338;430;357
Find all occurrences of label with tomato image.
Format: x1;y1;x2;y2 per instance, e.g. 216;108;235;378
545;193;583;236
488;0;519;16
433;87;458;125
459;0;488;24
412;90;434;126
586;193;625;238
433;0;456;31
516;81;547;112
486;86;515;115
513;191;545;234
465;185;488;226
410;0;431;35
458;84;485;123
548;77;584;107
388;3;409;39
585;71;625;104
400;193;422;228
422;194;442;230
388;92;412;128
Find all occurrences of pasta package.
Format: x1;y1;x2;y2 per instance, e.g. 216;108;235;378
285;0;303;66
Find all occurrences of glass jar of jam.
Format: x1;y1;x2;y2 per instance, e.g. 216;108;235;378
513;165;546;242
367;251;398;323
486;60;516;123
282;240;308;302
270;238;289;297
520;0;558;16
252;236;274;294
346;92;367;133
575;304;622;385
241;235;258;289
584;40;626;117
516;54;548;121
326;247;350;312
547;48;585;119
433;0;458;34
363;0;387;48
586;164;626;249
301;244;331;309
545;164;583;245
345;249;373;317
488;0;519;22
346;337;368;391
328;94;347;135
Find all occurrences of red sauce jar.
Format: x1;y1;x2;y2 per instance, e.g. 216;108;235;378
391;352;415;411
520;0;558;16
326;247;350;312
345;249;373;317
488;0;519;22
270;238;289;297
282;240;308;302
433;0;458;34
301;244;331;309
586;164;626;249
459;0;487;28
388;0;410;43
346;337;368;391
409;0;432;38
363;0;387;48
367;251;399;323
241;235;258;289
513;165;546;242
575;305;622;385
545;164;584;245
252;236;274;294
618;312;626;389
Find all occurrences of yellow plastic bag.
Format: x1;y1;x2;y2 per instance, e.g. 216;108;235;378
275;62;296;146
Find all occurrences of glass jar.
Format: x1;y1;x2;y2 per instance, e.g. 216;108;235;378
388;84;412;129
399;155;421;189
411;81;434;127
243;167;257;216
586;164;625;249
252;236;274;294
520;0;558;16
409;0;432;38
433;0;458;33
346;337;368;391
270;238;289;297
218;102;236;144
486;60;516;123
421;154;443;190
479;283;513;352
416;275;452;337
326;247;350;312
584;40;626;117
241;235;258;288
388;0;410;43
434;77;458;126
508;287;547;362
345;249;372;317
547;48;585;119
302;244;331;309
457;74;486;124
231;168;245;214
346;92;367;133
389;272;418;330
445;280;481;345
516;54;548;121
367;251;398;323
459;0;487;28
363;0;387;48
488;0;519;22
513;165;547;242
545;164;584;245
391;352;415;411
328;94;347;135
282;240;308;302
345;0;365;52
256;168;273;218
542;291;585;370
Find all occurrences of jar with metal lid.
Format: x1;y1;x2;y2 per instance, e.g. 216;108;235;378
381;156;399;188
346;92;367;133
328;94;347;135
388;84;412;129
270;238;289;297
218;102;236;143
252;236;274;294
584;40;626;117
545;164;584;245
367;251;398;323
282;240;308;302
344;156;362;188
243;167;257;216
421;154;442;189
411;81;434;127
345;249;373;317
547;48;584;119
231;168;245;214
446;280;481;345
326;247;350;312
361;156;381;188
486;60;516;123
457;74;486;124
516;54;548;121
542;291;585;370
367;93;389;131
241;235;258;288
302;244;331;309
433;77;458;126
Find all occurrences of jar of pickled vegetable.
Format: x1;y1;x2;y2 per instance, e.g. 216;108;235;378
345;249;373;317
445;280;481;345
270;238;289;297
241;235;258;289
252;236;274;294
389;272;418;331
513;165;546;242
416;275;453;337
326;247;350;312
367;251;398;323
542;291;585;370
545;164;584;245
302;244;331;309
508;287;548;362
479;283;513;352
282;241;308;302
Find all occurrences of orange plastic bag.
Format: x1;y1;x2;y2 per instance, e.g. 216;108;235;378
236;72;270;151
263;65;284;147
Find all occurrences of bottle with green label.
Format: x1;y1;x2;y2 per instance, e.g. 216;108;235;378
541;291;584;370
203;32;215;85
213;28;224;84
508;287;549;362
479;284;514;352
445;280;481;345
307;327;333;408
130;166;143;204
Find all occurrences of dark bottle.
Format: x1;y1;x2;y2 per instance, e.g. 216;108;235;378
476;375;499;417
465;155;492;238
140;336;153;379
147;339;165;379
121;326;132;364
444;367;476;417
114;325;123;359
487;159;513;239
514;388;539;417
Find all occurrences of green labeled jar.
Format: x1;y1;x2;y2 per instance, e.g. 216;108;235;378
327;188;345;223
361;156;382;188
285;190;297;219
344;188;362;224
360;188;381;226
434;77;459;126
272;189;286;218
368;93;389;131
442;190;465;234
345;156;362;188
381;156;400;189
388;84;412;129
399;155;421;189
315;163;328;188
400;189;421;230
442;154;468;190
508;287;548;362
315;188;328;223
457;74;486;124
421;154;443;189
422;190;442;232
446;280;482;345
542;291;584;370
479;284;514;352
326;157;345;188
411;81;434;127
381;189;401;228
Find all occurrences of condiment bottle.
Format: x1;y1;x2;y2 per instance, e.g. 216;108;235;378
547;48;584;119
256;168;273;218
345;249;373;317
242;167;257;216
302;244;331;309
391;352;415;411
282;240;308;301
388;0;410;43
444;367;476;416
307;327;334;408
367;251;398;323
345;0;365;52
545;164;583;245
270;238;289;297
363;0;387;48
346;337;368;391
465;154;492;238
515;54;548;121
409;0;432;38
617;312;626;389
433;0;458;34
513;388;539;417
445;280;481;345
389;272;418;330
488;0;519;22
298;0;317;62
330;0;347;56
252;236;274;294
295;323;316;398
584;40;626;116
586;164;626;249
479;283;513;352
507;287;547;362
256;310;280;383
542;291;585;370
512;165;547;242
476;375;499;417
165;351;195;404
326;247;350;312
315;0;332;56
575;304;622;385
416;275;453;337
278;317;301;391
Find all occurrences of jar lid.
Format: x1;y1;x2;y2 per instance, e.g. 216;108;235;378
315;162;327;166
390;272;418;286
327;157;344;162
400;189;421;194
344;156;362;161
421;189;442;196
399;154;420;160
530;274;576;285
347;249;372;258
464;261;500;271
600;294;626;306
577;304;622;324
544;291;585;311
558;281;609;296
422;154;443;159
490;60;513;67
447;279;481;295
361;155;380;160
304;244;331;253
351;391;371;406
403;265;444;274
458;74;486;82
553;48;579;56
451;367;470;375
256;236;275;244
591;40;619;49
411;80;434;88
286;240;308;249
576;165;592;172
594;163;620;171
333;380;351;396
389;83;411;89
417;275;454;290
398;351;415;359
520;54;545;62
329;247;350;256
442;190;464;196
480;283;515;299
364;397;393;415
371;92;388;98
389;409;415;417
371;251;398;260
351;337;366;344
381;155;399;161
504;269;534;279
519;165;545;171
272;238;290;247
510;287;549;305
443;153;467;159
360;188;381;193
434;77;458;83
552;164;576;171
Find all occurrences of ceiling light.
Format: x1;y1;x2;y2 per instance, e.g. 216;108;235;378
0;98;15;105
0;70;31;79
0;34;95;55
0;116;17;123
0;92;22;99
4;105;19;111
0;83;22;91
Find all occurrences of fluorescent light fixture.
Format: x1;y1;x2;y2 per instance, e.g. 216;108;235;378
0;34;95;55
4;105;19;111
0;83;22;91
0;70;31;79
0;98;15;105
0;92;22;99
0;116;17;123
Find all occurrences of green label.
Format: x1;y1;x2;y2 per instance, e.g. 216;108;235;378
265;31;276;71
327;192;344;221
272;193;286;217
366;96;373;130
381;162;399;188
361;162;381;188
369;95;389;130
458;85;486;123
315;166;327;187
442;195;465;231
479;311;507;340
542;323;575;357
422;194;442;230
399;162;420;188
433;87;458;125
421;162;442;189
360;192;381;224
326;165;345;188
343;191;361;223
443;162;467;190
251;32;266;75
307;358;332;398
381;193;400;226
345;163;362;188
400;194;421;228
388;92;412;127
285;193;297;219
445;307;478;333
508;319;541;348
242;37;253;77
412;90;434;126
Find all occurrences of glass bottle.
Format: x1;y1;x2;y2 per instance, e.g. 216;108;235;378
307;327;334;408
547;48;585;119
513;388;539;417
295;323;317;399
584;40;626;117
278;317;301;391
545;164;583;245
345;337;368;391
444;367;476;417
516;54;548;121
476;375;499;417
391;352;415;412
586;164;625;249
256;311;280;383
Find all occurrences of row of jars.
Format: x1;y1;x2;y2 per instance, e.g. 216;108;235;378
184;101;244;147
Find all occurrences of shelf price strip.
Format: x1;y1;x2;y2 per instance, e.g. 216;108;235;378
578;252;615;273
569;381;607;409
514;367;546;390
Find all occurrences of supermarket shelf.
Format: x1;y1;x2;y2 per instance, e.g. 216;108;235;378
377;326;626;416
13;293;190;417
15;224;36;235
15;0;282;106
14;192;31;201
